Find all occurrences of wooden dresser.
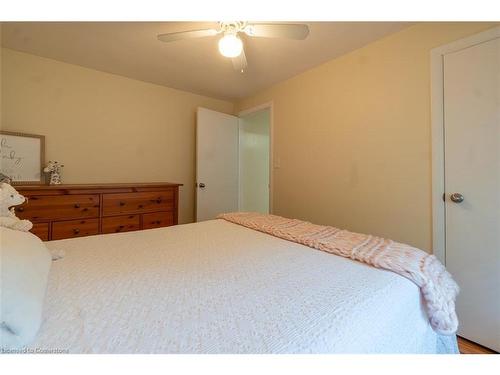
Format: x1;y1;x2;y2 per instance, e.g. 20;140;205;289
14;183;182;241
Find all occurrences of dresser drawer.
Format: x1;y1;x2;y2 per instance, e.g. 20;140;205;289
30;222;49;241
142;211;174;230
102;214;140;234
102;190;174;216
52;218;99;240
16;194;100;222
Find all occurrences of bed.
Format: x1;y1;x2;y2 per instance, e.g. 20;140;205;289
26;219;458;353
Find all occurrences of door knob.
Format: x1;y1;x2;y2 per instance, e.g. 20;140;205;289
198;183;206;188
450;193;464;203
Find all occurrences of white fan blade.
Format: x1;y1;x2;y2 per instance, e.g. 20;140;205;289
231;47;248;73
157;29;218;43
244;23;309;40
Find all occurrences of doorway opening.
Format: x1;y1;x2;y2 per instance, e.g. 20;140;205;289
238;107;271;214
195;104;273;221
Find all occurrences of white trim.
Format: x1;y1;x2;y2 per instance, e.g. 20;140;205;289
238;101;274;214
430;26;500;263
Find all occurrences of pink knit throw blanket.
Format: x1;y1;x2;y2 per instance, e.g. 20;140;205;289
218;212;459;335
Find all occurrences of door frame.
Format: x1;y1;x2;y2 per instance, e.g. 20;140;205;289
430;26;500;263
238;102;274;214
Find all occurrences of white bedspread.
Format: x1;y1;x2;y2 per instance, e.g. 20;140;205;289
32;219;457;353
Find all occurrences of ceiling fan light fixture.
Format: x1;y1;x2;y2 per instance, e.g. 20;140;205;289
218;34;243;58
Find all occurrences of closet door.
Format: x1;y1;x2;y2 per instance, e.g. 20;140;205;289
444;36;500;351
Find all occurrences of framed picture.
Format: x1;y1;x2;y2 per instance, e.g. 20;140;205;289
0;131;45;185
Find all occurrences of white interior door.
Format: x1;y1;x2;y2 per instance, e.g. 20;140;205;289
444;37;500;351
196;107;239;221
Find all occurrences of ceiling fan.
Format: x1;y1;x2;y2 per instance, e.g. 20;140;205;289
157;22;310;73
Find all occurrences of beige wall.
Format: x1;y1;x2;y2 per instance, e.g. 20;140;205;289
236;23;498;251
1;48;234;224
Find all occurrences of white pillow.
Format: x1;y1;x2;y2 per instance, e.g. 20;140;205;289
1;227;52;349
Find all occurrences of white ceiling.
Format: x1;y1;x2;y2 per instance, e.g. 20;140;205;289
1;22;410;100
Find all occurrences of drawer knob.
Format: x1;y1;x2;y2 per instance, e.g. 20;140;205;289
156;198;162;204
119;225;125;229
156;220;161;224
74;203;81;208
73;228;80;234
119;201;125;206
139;204;144;209
17;207;25;212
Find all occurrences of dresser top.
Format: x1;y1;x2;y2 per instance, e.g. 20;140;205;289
15;182;183;191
